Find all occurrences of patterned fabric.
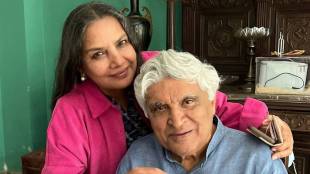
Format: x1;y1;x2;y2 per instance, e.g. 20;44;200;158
110;90;151;147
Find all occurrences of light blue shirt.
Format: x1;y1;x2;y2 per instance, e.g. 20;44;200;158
117;116;287;174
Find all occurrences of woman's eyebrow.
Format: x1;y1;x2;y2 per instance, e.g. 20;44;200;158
84;34;128;54
84;47;105;54
114;34;128;44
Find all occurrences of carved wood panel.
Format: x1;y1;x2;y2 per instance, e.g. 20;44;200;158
182;0;255;75
198;0;251;8
268;110;310;174
204;16;241;56
269;111;310;132
274;0;310;5
287;153;308;174
180;1;310;173
182;5;196;54
200;13;246;65
276;12;310;54
182;0;310;78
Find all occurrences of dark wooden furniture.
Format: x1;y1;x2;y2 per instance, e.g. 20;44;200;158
167;0;176;49
178;1;310;174
181;0;310;76
222;89;310;174
21;150;45;174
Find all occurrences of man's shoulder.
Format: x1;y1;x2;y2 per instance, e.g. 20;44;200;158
117;134;165;173
222;126;271;151
127;134;159;153
219;126;287;173
218;126;277;162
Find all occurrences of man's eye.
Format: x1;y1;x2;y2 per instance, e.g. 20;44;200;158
157;105;166;111
184;99;193;104
150;104;167;113
182;98;196;107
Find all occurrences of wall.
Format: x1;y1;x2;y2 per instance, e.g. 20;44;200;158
0;0;33;171
0;0;168;171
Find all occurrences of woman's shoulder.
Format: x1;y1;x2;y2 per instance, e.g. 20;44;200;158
55;80;107;109
55;85;87;109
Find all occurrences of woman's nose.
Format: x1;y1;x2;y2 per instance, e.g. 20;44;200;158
109;49;125;68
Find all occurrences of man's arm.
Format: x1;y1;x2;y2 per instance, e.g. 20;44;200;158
215;91;294;161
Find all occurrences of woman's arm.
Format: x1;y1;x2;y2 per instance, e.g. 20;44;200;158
215;91;293;160
262;115;294;160
215;91;268;131
42;98;89;174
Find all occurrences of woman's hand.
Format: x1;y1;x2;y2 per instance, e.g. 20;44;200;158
260;115;294;160
128;167;167;174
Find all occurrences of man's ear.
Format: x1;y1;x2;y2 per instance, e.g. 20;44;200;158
210;96;216;114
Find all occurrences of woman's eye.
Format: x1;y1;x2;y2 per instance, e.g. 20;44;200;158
92;51;106;59
118;39;128;47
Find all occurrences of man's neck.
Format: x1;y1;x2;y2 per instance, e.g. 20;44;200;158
172;124;217;172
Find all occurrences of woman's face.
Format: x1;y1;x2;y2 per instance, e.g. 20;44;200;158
82;16;137;94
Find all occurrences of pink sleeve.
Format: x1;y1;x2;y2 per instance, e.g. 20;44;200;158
42;98;89;174
215;91;269;132
140;51;160;62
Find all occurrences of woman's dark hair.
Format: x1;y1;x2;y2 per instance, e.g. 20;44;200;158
51;2;141;109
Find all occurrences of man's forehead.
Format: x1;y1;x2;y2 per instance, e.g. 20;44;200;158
145;81;205;103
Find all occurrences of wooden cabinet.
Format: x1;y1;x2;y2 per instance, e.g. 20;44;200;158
226;92;310;174
180;1;310;173
182;0;310;77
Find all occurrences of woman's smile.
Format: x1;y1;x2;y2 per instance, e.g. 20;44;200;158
110;68;129;79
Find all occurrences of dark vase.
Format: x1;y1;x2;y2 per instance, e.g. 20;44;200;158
127;0;152;51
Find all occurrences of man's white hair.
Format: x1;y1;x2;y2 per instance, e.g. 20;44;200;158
134;49;220;117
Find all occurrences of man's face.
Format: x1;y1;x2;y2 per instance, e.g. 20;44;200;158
146;78;216;159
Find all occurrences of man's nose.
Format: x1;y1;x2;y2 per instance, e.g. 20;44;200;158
109;48;125;68
168;108;185;129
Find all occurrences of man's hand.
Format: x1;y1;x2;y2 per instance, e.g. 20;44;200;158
260;115;294;160
128;167;167;174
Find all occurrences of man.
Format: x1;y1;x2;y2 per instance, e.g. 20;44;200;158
117;49;287;174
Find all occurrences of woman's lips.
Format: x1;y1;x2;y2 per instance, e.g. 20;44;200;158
110;68;129;79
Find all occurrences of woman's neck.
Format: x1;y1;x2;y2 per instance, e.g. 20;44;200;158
101;88;128;110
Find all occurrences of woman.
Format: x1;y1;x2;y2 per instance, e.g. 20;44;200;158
42;2;293;174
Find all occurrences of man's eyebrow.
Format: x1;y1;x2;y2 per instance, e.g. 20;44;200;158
148;101;163;107
182;95;198;100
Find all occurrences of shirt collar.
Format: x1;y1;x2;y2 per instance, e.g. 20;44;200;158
76;79;113;119
164;116;226;165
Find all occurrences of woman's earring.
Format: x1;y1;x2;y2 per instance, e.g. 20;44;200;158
81;73;86;82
